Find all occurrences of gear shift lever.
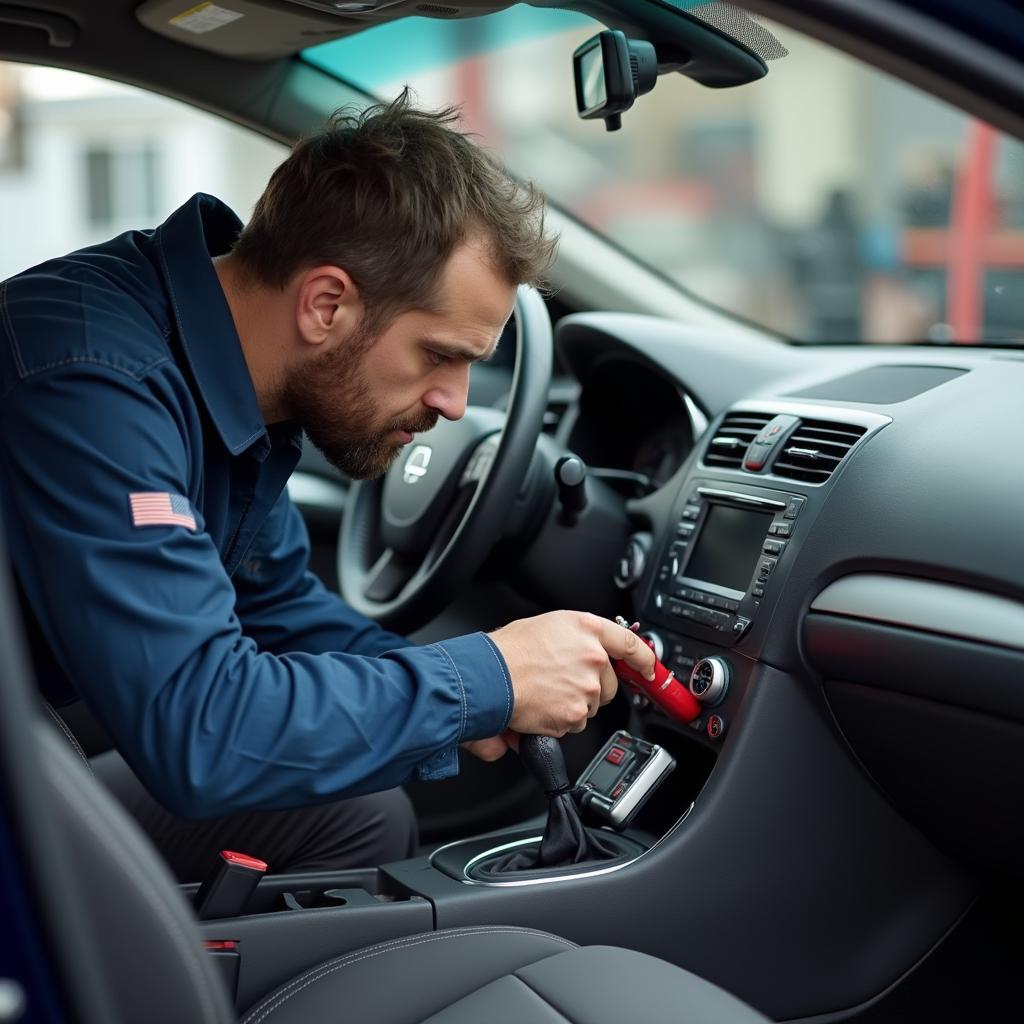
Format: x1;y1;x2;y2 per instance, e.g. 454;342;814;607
519;734;572;798
486;735;619;873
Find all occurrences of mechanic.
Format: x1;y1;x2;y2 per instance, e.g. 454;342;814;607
0;91;654;883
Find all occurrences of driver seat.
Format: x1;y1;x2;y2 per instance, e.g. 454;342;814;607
24;721;769;1024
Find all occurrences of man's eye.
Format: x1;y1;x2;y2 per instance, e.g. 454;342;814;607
427;350;451;367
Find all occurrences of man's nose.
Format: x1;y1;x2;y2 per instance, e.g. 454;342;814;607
423;368;469;421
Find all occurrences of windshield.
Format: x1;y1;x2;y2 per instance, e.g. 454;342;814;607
304;3;1023;346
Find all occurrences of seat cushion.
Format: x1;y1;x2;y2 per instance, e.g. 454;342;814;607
240;926;768;1024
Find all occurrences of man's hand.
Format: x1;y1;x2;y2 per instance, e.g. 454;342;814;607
487;611;655;737
462;730;519;762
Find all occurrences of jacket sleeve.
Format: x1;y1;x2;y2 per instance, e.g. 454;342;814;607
231;489;412;658
0;362;513;818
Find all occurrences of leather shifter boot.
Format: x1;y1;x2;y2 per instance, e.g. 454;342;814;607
487;736;621;873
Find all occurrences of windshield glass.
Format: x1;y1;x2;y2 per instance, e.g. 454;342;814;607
304;3;1024;346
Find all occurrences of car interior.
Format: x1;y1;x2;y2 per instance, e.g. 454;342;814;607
1;1;1023;1022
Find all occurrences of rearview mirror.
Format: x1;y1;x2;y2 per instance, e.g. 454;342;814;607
573;30;657;132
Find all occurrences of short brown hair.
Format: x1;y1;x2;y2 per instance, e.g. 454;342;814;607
232;89;556;325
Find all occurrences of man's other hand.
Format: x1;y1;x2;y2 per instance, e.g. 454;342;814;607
462;735;511;762
488;611;655;737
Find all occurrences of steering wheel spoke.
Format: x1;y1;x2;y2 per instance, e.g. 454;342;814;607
363;547;418;603
459;435;500;487
422;486;475;571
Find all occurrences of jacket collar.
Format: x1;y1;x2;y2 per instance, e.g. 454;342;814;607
155;193;270;457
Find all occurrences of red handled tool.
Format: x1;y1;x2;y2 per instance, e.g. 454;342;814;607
611;617;701;725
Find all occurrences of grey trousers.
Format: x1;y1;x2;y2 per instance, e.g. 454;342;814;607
91;749;419;883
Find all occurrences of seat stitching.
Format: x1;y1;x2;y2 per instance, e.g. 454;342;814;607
240;927;576;1024
43;704;93;774
242;929;575;1024
44;754;223;1024
514;969;576;1022
240;928;575;1024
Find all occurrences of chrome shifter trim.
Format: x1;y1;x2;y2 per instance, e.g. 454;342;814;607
429;801;695;887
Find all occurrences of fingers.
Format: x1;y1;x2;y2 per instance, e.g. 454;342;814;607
598;661;619;709
461;736;511;762
492;610;644;738
592;614;656;680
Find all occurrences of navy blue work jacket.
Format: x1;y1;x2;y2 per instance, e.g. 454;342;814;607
0;194;513;818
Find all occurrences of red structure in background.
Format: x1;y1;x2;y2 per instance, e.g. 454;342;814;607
949;121;997;344
903;120;1024;344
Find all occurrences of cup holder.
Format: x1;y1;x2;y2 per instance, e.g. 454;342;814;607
280;888;351;911
279;886;390;910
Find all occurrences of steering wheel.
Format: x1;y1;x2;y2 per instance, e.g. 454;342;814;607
338;286;552;633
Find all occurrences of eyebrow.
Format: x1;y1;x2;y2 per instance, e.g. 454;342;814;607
423;338;499;364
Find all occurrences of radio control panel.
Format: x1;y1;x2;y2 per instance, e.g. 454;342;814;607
645;480;808;645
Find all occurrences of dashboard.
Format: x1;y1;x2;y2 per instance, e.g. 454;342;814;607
551;312;1024;879
282;307;1023;1016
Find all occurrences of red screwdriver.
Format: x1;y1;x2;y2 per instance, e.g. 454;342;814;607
610;616;702;725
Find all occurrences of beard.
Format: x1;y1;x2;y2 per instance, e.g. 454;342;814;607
283;332;437;480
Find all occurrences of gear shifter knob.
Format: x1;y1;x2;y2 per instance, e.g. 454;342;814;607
483;733;620;875
519;735;571;796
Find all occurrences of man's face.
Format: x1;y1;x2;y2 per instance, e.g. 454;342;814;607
285;238;517;479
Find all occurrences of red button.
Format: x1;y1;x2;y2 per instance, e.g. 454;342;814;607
606;746;626;765
611;782;626;799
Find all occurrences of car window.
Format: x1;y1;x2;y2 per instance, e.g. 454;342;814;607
304;3;1024;346
0;63;287;280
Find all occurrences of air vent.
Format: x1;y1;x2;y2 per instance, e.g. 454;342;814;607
703;412;772;469
772;419;867;484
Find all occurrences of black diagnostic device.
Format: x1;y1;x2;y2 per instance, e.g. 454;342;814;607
575;730;675;829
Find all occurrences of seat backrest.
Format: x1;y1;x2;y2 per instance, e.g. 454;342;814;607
0;541;233;1024
36;725;235;1024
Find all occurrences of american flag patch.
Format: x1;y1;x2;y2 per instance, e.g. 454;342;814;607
129;492;197;531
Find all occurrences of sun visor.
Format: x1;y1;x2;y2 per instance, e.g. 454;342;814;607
135;0;512;60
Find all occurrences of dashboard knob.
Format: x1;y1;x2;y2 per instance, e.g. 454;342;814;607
688;657;730;706
614;533;650;589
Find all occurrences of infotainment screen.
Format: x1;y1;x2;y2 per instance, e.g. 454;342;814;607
682;505;774;593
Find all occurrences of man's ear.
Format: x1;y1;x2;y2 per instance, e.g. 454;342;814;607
294;265;363;347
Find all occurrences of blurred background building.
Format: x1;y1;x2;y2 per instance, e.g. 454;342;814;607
0;62;283;280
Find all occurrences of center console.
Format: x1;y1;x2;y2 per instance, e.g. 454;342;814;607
607;474;812;753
